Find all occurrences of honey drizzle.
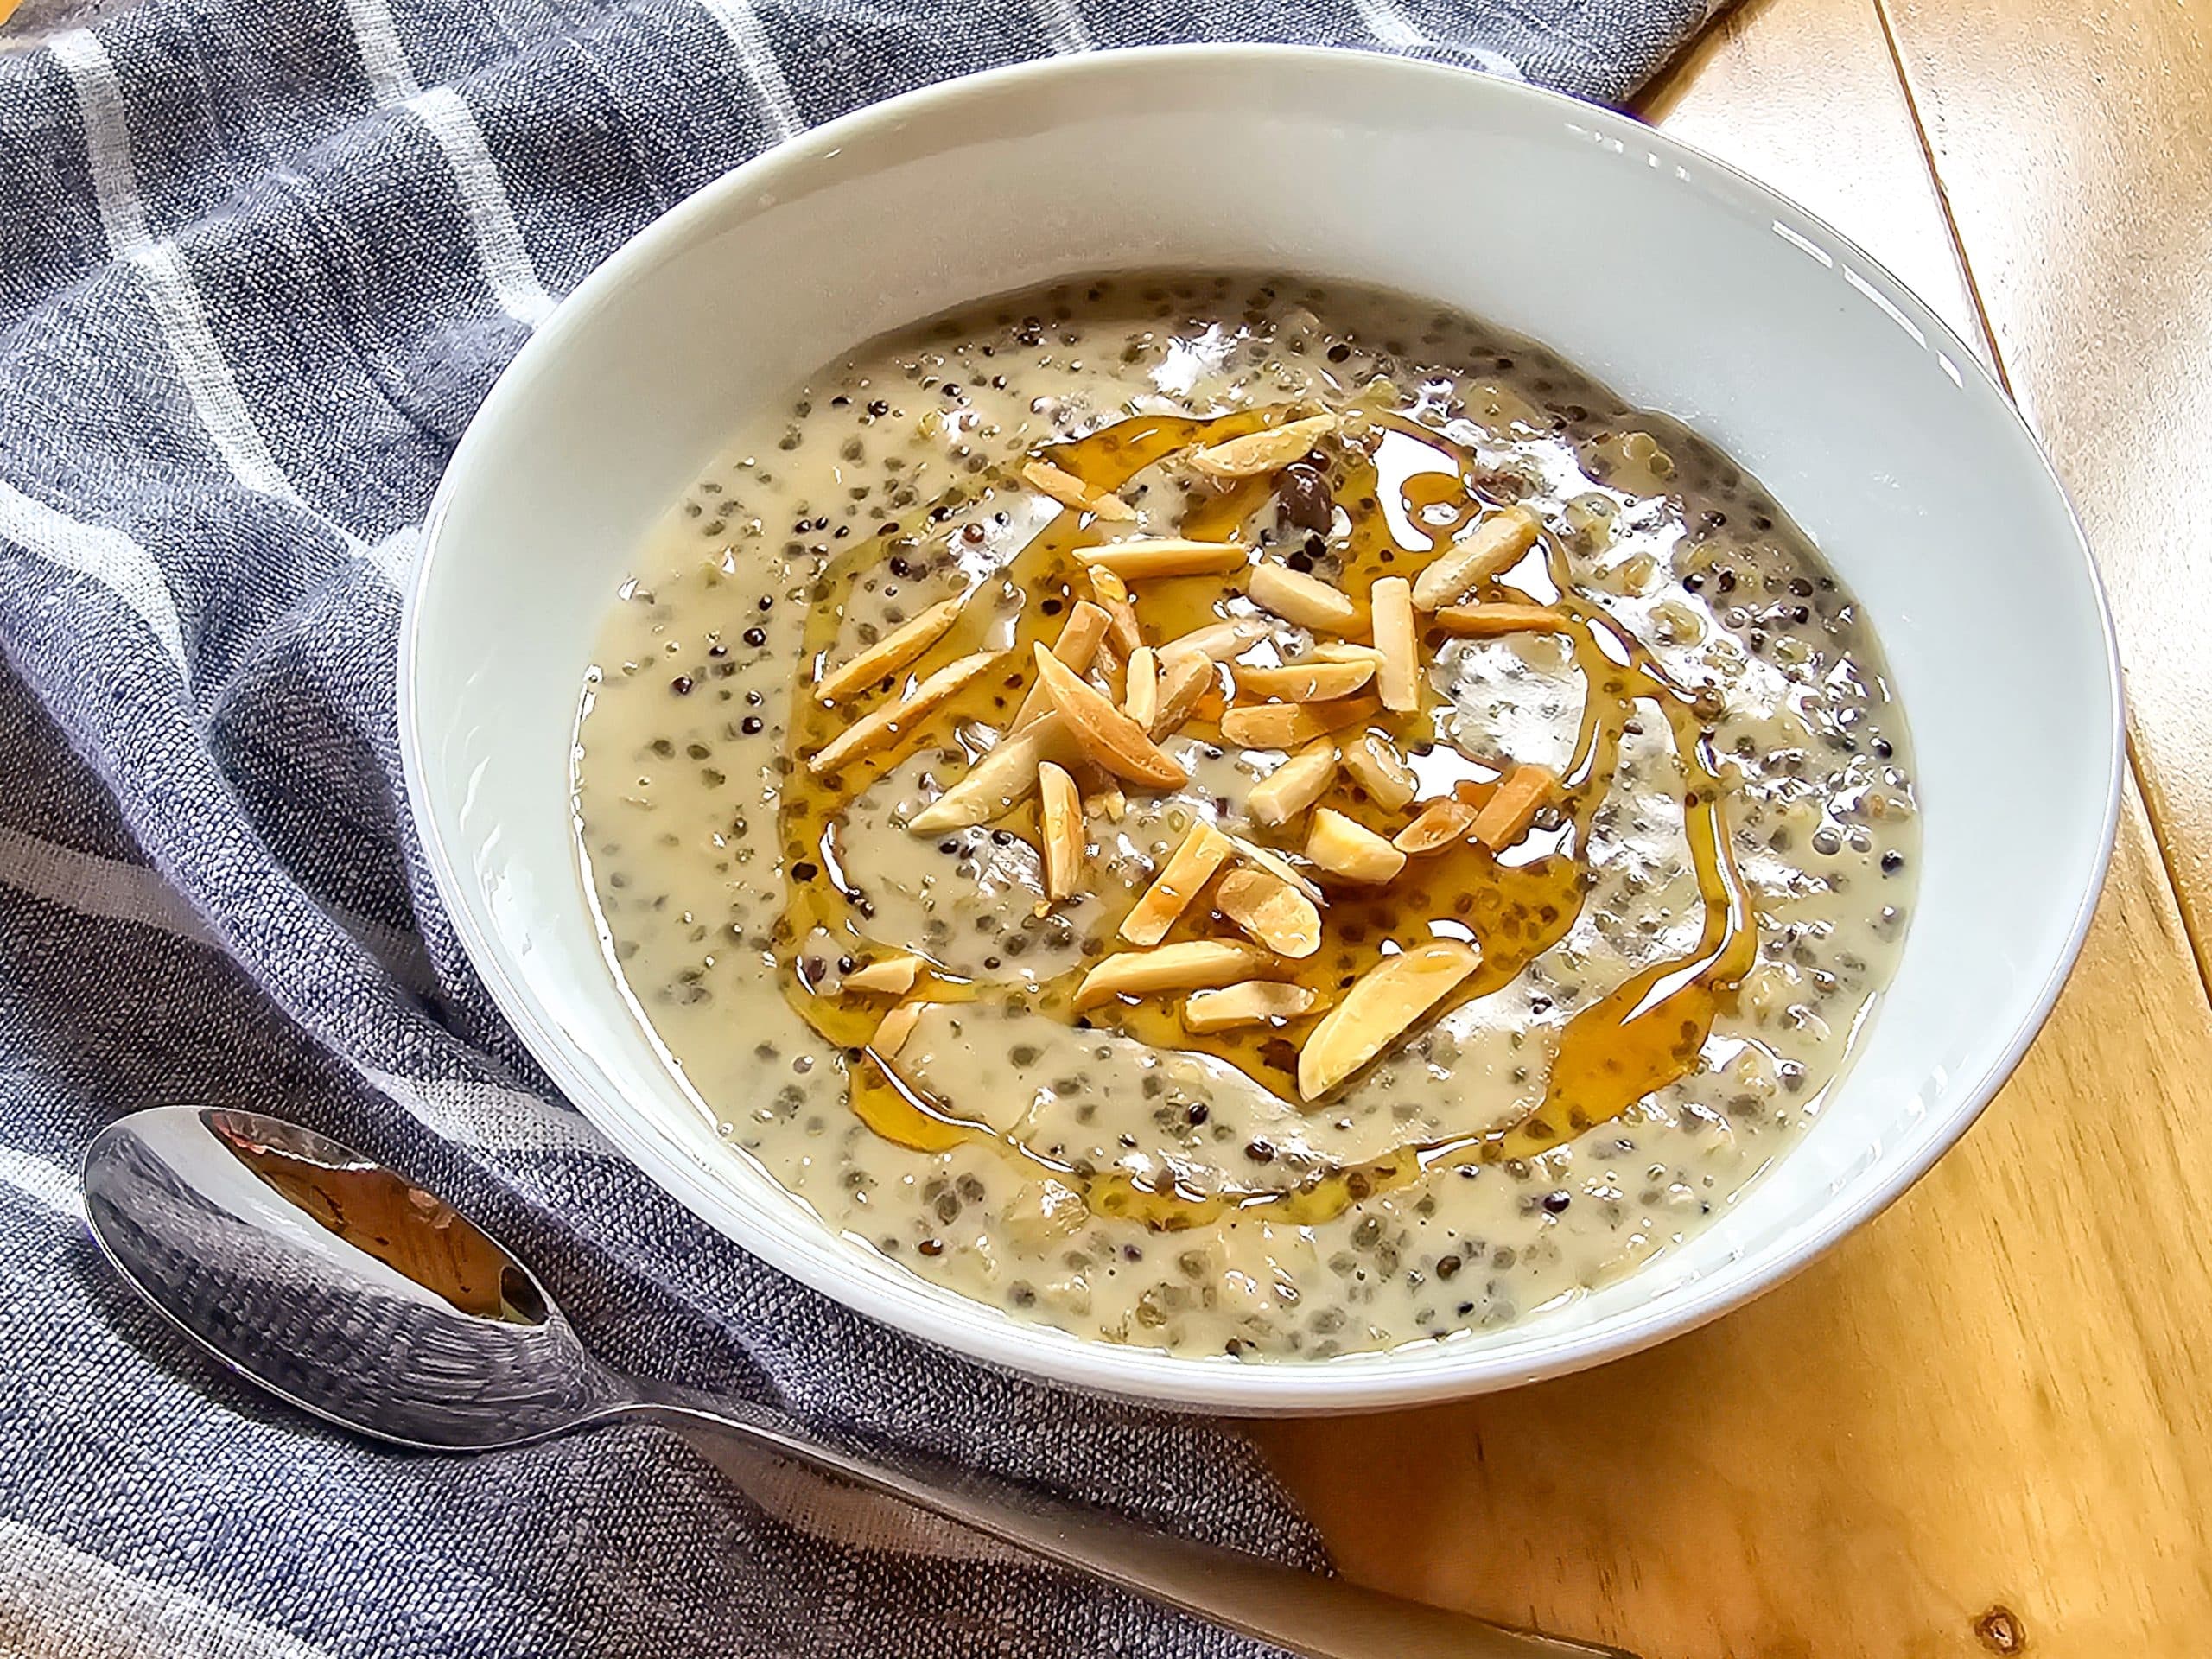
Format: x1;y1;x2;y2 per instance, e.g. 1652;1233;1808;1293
774;409;1274;1152
770;404;1755;1228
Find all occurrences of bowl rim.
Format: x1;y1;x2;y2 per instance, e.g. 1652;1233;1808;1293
399;41;2124;1412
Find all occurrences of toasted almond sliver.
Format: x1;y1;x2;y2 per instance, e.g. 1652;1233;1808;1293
810;649;1001;776
1082;539;1249;580
872;1001;924;1058
1471;761;1556;849
1306;808;1408;885
1148;649;1217;737
1214;868;1322;958
1121;823;1236;946
1087;566;1145;654
1123;646;1160;730
1410;505;1542;610
1038;760;1084;900
1159;618;1270;663
1231;658;1377;702
1393;798;1481;854
1433;601;1574;638
844;954;920;995
906;715;1070;833
1248;563;1363;636
1248;738;1339;826
1224;832;1328;906
1298;941;1482;1100
1184;981;1322;1033
1453;777;1500;810
1370;577;1419;713
1308;642;1386;667
1033;644;1188;788
1185;414;1338;479
815;595;969;703
1075;940;1287;1011
1022;458;1136;521
1220;696;1381;752
1342;731;1418;810
1013;601;1113;728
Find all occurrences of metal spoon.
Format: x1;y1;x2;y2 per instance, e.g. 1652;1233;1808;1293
81;1106;1630;1659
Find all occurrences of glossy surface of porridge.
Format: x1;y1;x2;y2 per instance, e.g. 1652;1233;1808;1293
574;276;1917;1359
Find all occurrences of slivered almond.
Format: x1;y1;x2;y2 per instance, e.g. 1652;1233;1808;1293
1342;731;1418;810
1013;601;1112;728
1149;649;1216;736
1224;832;1327;905
1298;941;1482;1100
1249;563;1363;635
1433;601;1573;637
1082;539;1249;580
1309;641;1386;667
1306;808;1407;884
1393;798;1480;854
1248;739;1339;826
1231;658;1376;702
1074;940;1287;1011
872;1001;924;1058
814;595;968;703
1022;458;1137;521
1371;577;1419;712
843;954;920;995
1185;414;1338;479
1452;777;1499;811
1184;981;1322;1033
1121;823;1236;946
1033;644;1187;788
1159;618;1270;663
1410;505;1542;610
1471;761;1555;849
1122;645;1160;729
1038;761;1084;900
1220;696;1380;751
906;715;1069;832
810;649;1001;775
1087;566;1145;653
1214;868;1322;958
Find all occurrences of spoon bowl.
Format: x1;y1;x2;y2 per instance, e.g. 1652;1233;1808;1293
82;1106;623;1449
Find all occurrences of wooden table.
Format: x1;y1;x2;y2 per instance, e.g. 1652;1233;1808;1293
1261;2;2212;1653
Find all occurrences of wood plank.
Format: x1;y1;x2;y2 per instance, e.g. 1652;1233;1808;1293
1872;0;2212;976
1261;790;2212;1659
1260;2;2212;1653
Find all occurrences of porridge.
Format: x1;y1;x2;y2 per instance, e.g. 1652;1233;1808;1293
572;276;1916;1360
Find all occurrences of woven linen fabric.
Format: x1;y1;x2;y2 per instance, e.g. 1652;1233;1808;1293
0;1;1721;1654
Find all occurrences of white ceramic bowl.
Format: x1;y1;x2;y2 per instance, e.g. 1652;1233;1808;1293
402;46;2120;1413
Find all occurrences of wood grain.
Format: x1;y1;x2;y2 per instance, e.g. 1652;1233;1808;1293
1264;800;2212;1659
1872;0;2212;982
1260;2;2212;1653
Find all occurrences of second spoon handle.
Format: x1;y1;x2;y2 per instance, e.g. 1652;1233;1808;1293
618;1382;1633;1659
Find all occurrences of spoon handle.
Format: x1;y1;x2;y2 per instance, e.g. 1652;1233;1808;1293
617;1382;1633;1659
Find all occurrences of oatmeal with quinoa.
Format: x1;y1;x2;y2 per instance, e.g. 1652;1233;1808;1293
573;275;1916;1360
